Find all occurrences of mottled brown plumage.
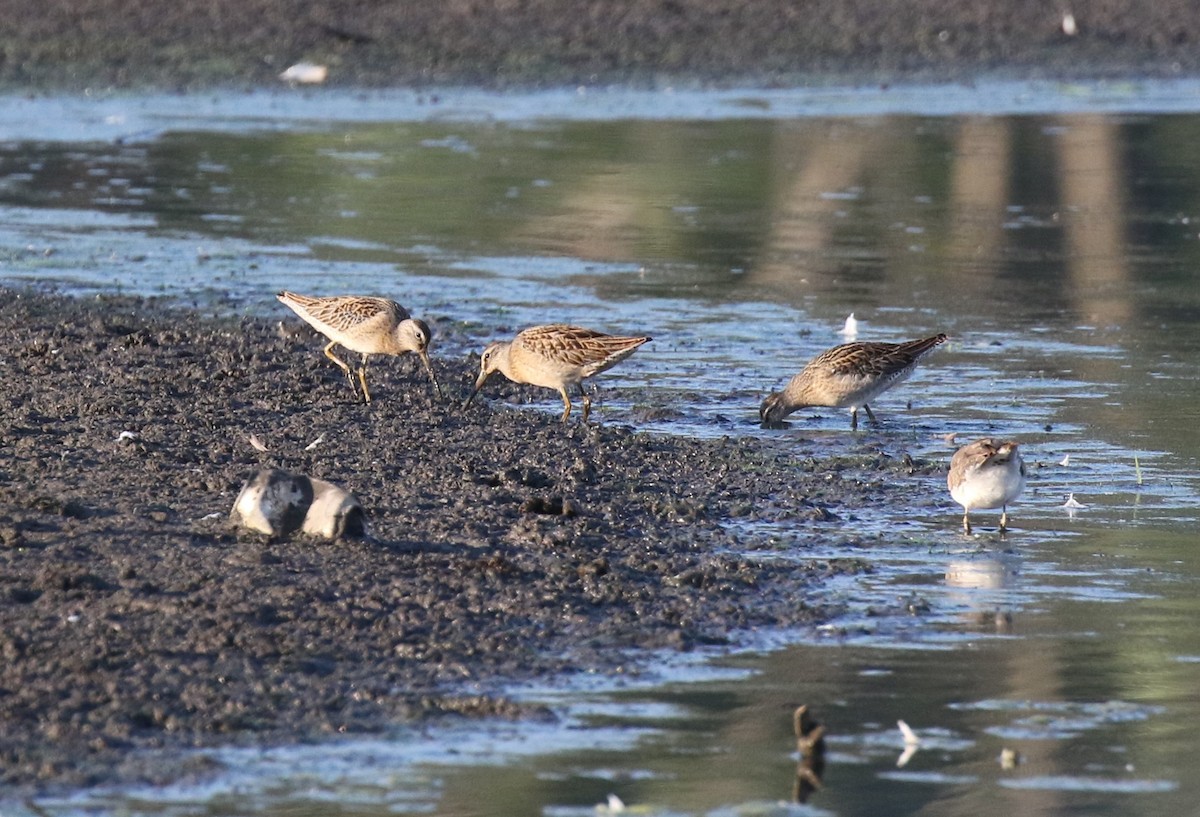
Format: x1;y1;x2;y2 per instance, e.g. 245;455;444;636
277;291;440;403
463;324;651;423
760;333;947;429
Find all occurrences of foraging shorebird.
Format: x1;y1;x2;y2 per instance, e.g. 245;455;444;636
463;324;650;423
760;334;947;430
948;438;1026;534
276;291;441;403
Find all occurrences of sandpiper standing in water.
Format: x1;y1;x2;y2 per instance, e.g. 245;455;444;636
276;291;441;403
948;438;1026;534
760;333;947;429
463;324;650;423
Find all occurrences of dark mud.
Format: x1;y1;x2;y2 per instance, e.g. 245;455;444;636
2;0;1199;91
0;288;941;794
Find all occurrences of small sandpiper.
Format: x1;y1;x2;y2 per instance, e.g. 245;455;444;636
463;324;650;423
947;438;1026;534
760;333;947;429
276;291;441;403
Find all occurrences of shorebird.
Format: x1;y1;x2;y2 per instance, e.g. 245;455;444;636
463;324;650;423
948;438;1026;534
760;333;947;430
276;291;441;403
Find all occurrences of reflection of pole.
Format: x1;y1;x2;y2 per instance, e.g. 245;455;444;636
792;705;826;803
1056;114;1131;327
948;117;1012;267
751;123;878;293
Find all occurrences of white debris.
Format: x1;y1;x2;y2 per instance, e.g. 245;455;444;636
840;312;859;339
1062;493;1085;508
601;793;626;813
1059;454;1070;467
305;433;326;451
249;433;269;452
896;720;921;767
117;430;138;443
280;62;329;84
1062;12;1078;36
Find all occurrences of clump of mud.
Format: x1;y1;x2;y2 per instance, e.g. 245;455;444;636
0;289;930;793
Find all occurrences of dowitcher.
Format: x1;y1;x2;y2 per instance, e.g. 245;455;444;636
276;291;441;403
462;324;650;423
947;438;1026;534
760;333;947;429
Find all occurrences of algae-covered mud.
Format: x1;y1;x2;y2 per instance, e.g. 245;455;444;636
0;289;931;792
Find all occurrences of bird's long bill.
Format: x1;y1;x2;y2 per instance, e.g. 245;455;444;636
461;371;491;410
419;351;443;398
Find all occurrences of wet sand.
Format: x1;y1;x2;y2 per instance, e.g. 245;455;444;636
0;289;941;792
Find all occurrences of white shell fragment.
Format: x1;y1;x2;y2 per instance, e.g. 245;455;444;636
280;62;329;84
896;719;920;768
231;469;365;540
840;312;859;340
1062;12;1078;36
249;433;269;452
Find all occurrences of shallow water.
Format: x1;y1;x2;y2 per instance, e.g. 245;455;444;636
4;80;1200;816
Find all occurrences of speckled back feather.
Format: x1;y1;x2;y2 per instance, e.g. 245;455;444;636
810;333;947;381
277;291;409;335
514;324;650;376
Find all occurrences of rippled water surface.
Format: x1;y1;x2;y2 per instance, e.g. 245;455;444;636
4;81;1200;816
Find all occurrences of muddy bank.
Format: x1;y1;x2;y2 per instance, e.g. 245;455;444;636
2;0;1199;91
0;288;942;793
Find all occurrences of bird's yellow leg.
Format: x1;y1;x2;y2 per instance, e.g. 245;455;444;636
323;341;361;399
357;354;372;404
558;389;573;424
580;385;592;423
323;341;352;376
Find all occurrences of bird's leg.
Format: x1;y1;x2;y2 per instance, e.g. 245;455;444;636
850;407;859;431
323;342;360;399
863;404;877;423
580;383;592;423
558;389;573;424
962;511;972;535
999;506;1009;534
357;354;372;404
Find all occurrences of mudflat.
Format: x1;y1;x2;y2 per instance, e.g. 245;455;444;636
0;289;937;792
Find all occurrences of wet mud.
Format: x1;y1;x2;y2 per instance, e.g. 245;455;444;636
2;0;1199;90
0;289;942;793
